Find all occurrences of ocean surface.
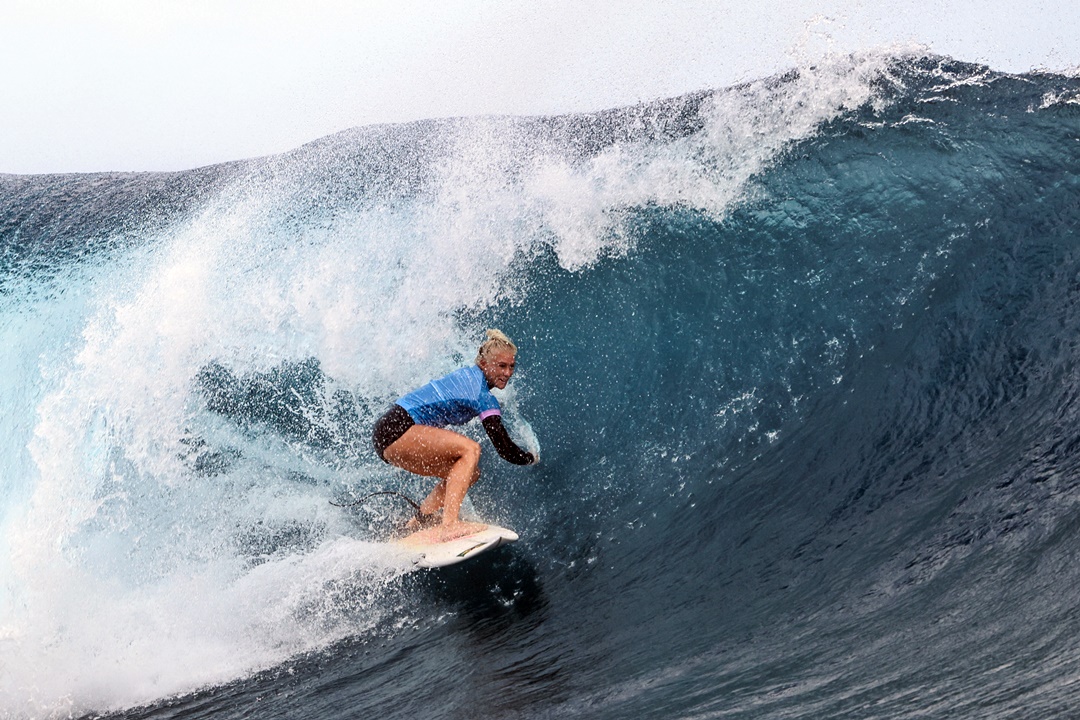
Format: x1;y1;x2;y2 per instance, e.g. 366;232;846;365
2;52;1080;719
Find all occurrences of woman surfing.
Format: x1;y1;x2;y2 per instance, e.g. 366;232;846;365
371;329;537;539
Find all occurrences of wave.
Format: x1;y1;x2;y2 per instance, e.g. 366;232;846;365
2;51;1080;718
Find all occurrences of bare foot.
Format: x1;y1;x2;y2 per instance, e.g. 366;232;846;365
433;520;486;542
403;510;440;534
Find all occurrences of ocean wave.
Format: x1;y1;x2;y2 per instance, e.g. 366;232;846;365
2;51;1080;718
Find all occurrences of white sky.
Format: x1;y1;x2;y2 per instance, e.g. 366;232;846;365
1;0;1077;174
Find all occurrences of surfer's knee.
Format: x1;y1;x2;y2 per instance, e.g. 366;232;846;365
455;437;481;465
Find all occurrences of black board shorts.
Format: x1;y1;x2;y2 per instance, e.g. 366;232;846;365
372;404;415;462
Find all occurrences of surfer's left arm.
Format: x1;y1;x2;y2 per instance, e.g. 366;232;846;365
481;415;537;465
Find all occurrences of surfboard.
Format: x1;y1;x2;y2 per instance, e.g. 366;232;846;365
396;521;519;568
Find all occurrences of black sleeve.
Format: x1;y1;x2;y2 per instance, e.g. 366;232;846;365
482;415;536;465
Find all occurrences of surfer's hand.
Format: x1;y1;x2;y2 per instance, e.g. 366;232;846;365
528;452;539;465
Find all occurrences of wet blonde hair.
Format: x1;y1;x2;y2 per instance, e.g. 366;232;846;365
476;328;517;363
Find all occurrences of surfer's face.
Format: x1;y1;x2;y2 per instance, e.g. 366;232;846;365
479;350;516;390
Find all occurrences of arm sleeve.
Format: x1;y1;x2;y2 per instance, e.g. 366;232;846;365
482;415;537;466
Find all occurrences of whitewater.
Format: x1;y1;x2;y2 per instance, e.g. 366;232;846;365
2;50;1080;718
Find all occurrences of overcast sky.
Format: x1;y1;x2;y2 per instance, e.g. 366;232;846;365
2;0;1077;174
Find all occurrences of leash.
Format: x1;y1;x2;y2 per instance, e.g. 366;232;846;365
329;490;421;511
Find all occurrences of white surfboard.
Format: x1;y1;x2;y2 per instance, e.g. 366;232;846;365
396;521;519;568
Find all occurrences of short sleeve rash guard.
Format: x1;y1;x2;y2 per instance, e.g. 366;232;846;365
396;365;502;428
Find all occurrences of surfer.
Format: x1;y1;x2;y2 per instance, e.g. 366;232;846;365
371;329;537;536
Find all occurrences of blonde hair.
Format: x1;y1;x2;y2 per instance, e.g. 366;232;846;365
476;328;517;363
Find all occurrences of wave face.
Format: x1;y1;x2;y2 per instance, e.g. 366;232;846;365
3;53;1080;719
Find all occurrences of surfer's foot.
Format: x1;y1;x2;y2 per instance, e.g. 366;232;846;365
403;509;440;533
432;519;487;542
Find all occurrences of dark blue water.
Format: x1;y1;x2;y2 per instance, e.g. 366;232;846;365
2;53;1080;719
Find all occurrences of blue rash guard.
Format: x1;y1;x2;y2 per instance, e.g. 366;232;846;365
374;364;534;465
396;364;502;427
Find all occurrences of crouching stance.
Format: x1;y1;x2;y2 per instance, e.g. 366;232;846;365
371;330;537;535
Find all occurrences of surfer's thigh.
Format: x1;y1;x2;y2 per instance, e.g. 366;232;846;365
383;425;480;478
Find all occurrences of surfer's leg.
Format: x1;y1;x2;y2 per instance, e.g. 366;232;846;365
382;425;481;525
434;459;481;524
